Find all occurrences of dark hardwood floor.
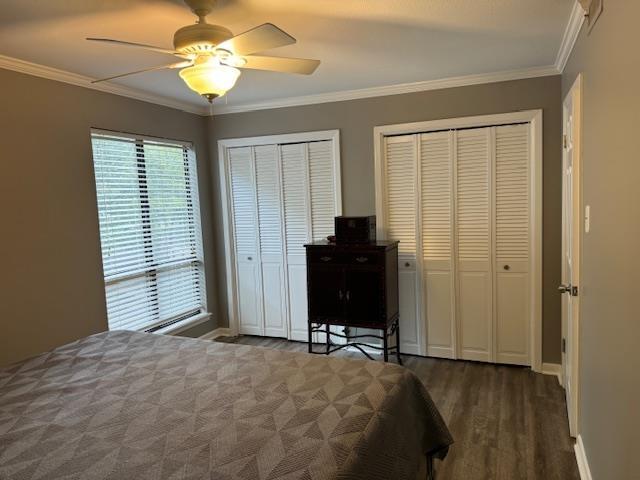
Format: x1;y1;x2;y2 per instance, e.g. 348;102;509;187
216;335;580;480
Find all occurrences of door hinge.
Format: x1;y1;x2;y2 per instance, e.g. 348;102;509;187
562;338;566;354
563;134;568;149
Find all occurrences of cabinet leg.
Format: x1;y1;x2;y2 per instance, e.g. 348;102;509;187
383;328;389;362
395;320;403;365
426;455;434;480
326;323;330;354
308;323;312;354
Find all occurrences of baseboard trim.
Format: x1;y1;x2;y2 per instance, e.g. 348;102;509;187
542;362;563;385
199;327;234;341
574;435;593;480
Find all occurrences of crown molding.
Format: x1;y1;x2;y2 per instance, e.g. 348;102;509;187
210;65;560;115
0;54;209;116
0;52;558;118
555;1;586;72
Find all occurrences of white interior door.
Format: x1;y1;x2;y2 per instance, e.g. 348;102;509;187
456;128;493;362
494;124;531;365
307;140;345;344
562;76;582;437
255;145;287;338
420;131;456;358
281;143;311;342
308;141;339;241
384;135;422;355
376;113;540;367
222;131;341;343
229;146;262;336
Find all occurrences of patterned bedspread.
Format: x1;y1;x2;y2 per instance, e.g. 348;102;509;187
0;330;452;479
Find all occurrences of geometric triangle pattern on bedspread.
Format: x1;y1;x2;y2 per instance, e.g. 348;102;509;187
0;330;452;479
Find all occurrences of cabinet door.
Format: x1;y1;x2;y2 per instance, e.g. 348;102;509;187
344;268;382;325
229;146;262;335
308;266;344;320
494;125;530;365
456;128;492;362
255;145;287;338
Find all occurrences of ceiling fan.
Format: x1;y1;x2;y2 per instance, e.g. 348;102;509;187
87;0;320;102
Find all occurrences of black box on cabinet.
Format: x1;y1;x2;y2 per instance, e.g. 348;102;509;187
334;216;376;243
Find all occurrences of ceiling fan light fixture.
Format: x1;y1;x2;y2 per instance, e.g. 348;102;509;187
220;54;247;68
179;57;240;101
86;0;319;102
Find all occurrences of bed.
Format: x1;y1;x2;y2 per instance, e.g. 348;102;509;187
0;330;452;479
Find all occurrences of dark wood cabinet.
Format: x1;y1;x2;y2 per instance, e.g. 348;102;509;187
305;240;400;362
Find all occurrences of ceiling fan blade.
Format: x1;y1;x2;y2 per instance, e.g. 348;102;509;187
91;61;192;83
86;37;183;56
240;55;320;75
217;23;296;56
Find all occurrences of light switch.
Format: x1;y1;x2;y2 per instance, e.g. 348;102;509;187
585;205;591;233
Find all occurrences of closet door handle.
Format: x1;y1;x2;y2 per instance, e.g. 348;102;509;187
247;256;253;261
320;256;332;262
345;291;350;302
404;262;411;268
338;290;344;300
355;256;369;263
503;264;510;271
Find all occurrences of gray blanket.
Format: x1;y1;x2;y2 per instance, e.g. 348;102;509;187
0;331;452;479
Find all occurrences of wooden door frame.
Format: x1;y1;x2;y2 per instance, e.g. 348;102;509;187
218;130;342;338
373;110;543;372
562;75;582;437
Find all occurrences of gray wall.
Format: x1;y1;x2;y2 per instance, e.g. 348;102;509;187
563;5;640;478
0;68;218;367
208;75;563;363
0;69;564;366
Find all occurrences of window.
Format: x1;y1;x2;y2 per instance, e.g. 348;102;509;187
91;130;206;332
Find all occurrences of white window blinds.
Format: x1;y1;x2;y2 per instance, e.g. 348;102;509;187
91;131;206;332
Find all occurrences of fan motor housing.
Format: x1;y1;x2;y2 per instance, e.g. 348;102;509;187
173;23;233;54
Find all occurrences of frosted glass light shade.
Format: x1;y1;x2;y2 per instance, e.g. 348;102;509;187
179;61;240;102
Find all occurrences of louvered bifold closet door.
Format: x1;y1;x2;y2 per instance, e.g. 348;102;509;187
229;146;262;335
255;144;287;338
456;128;493;362
384;135;421;354
307;140;344;344
308;141;338;240
495;124;530;365
281;143;311;341
421;131;456;358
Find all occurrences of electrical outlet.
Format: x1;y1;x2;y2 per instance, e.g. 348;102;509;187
585;205;591;233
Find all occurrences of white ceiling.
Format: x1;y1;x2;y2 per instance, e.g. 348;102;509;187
0;0;574;113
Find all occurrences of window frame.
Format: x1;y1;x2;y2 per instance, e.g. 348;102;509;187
90;128;208;333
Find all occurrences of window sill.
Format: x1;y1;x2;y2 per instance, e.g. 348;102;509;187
153;312;212;336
